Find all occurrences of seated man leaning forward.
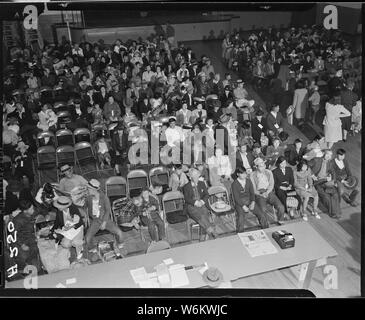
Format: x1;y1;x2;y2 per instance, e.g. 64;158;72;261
182;168;218;239
84;179;124;253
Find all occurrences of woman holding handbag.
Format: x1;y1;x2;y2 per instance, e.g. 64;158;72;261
272;156;302;218
294;160;321;221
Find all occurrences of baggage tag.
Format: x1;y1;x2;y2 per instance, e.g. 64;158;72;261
258;123;263;129
20;160;24;167
274;123;279;129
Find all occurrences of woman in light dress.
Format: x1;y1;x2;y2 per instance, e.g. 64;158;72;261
323;94;351;148
292;80;309;126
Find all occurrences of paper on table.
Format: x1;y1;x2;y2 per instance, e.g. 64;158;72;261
139;278;160;288
198;262;209;275
66;278;77;285
163;258;174;265
130;267;149;284
56;283;66;288
169;264;189;288
238;230;278;258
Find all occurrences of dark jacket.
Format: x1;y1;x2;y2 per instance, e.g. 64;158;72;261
231;178;255;207
51;204;84;232
266;111;285;135
235;150;254;170
182;181;209;206
285;144;306;166
251;116;268;143
308;157;335;178
12;213;37;247
330;158;352;182
272;166;295;192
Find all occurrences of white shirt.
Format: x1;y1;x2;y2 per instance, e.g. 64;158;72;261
240;152;251;170
98;141;108;154
335;158;345;170
165;126;184;147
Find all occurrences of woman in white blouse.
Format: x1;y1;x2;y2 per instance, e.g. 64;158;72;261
207;147;233;190
323;94;351;148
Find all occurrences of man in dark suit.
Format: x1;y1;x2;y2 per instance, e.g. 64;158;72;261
285;138;306;166
308;150;341;219
184;48;196;65
182;168;218;239
266;104;286;138
232;166;269;232
250;108;267;143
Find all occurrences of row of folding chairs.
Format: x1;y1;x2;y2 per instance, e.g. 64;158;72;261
104;166;170;203
36;142;100;185
36;128;91;148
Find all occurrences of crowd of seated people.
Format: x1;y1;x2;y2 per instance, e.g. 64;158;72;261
3;24;361;279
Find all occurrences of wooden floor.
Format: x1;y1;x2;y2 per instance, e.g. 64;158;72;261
28;40;361;297
182;40;362;297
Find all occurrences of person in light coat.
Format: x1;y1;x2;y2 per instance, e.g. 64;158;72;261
323;94;351;149
292;80;308;126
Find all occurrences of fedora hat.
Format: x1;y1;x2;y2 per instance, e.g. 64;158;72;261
7;180;23;193
60;164;72;173
53;196;72;210
88;179;101;191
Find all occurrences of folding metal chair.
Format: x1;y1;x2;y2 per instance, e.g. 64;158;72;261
91;124;108;143
208;185;236;233
161;191;190;244
53;101;69;113
36;131;56;148
40;86;54;104
74;141;99;177
74;128;91;144
36;146;57;186
56;145;76;181
149;166;170;194
105;176;127;204
56;110;72;129
127;169;149;197
56;128;74;147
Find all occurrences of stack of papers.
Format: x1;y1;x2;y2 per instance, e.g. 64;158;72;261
238;230;278;257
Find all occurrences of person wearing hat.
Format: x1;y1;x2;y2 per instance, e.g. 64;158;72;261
50;196;85;259
232;166;269;232
331;148;359;207
12;200;42;272
5;180;35;216
182;168;218;240
272;156;302;218
307;149;341;219
58;164;88;194
84;179;124;251
251;108;267;143
233;79;255;109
